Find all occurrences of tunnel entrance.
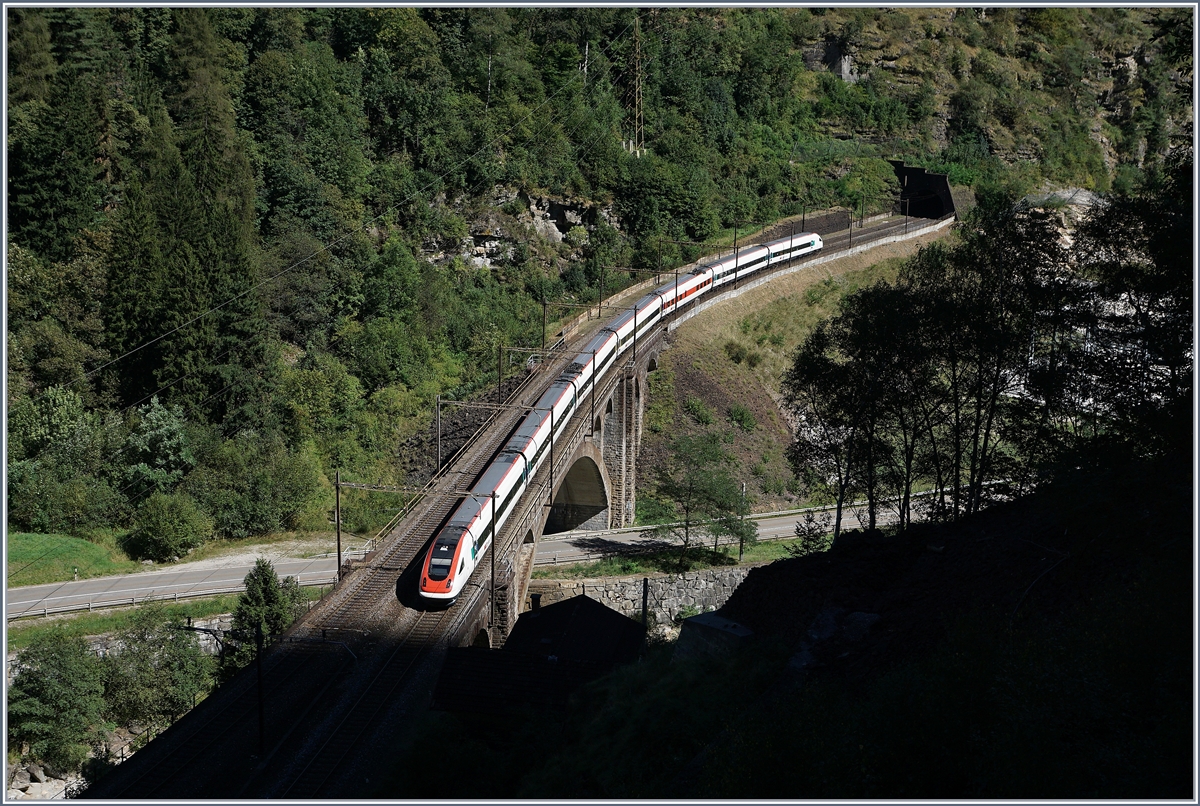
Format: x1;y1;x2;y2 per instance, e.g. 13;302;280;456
544;456;609;534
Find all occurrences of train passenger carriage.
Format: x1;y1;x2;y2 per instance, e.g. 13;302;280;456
418;227;824;603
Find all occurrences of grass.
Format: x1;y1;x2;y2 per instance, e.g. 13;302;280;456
6;586;329;651
7;532;143;587
6;529;355;588
635;229;958;513
6;595;242;650
675;234;955;397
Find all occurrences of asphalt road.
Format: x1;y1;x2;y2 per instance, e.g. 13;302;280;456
6;505;888;620
8;221;942;621
7;557;339;620
534;504;897;566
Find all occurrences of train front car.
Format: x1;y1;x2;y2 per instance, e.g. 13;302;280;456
419;504;481;603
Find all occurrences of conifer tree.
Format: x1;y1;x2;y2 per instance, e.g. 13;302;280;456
7;8;57;106
155;240;216;420
169;8;253;220
203;203;273;427
221;559;306;678
7;66;104;262
104;177;165;407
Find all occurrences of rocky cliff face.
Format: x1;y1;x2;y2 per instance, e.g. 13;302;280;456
421;186;621;275
811;8;1187;174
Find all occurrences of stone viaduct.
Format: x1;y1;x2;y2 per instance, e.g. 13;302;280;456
449;212;957;648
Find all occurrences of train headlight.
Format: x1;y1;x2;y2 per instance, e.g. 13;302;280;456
446;580;452;590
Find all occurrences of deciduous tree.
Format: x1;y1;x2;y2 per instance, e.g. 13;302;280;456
8;631;108;774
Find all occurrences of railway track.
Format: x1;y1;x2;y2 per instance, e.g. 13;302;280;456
269;610;450;798
231;346;583;796
83;214;947;799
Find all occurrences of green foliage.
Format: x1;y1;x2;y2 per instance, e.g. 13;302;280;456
6;594;246;651
101;605;214;731
683;396;714;425
122;397;195;500
5;7;1189;542
183;432;321;539
650;432;756;569
788;510;832;557
7;459;127;537
728;403;756;432
6;240;110;401
723;340;748;364
128;492;214;562
643;365;676;435
8;630;109;774
7;385;86;461
672;605;702;625
222;558;308;676
564;226;589;248
7;66;105;264
7;9;57;105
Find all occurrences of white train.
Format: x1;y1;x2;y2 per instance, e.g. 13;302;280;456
420;229;823;601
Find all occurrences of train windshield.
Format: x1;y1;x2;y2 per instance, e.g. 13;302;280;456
428;527;463;580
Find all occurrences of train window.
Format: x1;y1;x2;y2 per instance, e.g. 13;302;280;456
428;528;462;580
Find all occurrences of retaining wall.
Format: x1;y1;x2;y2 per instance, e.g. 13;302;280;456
525;565;763;626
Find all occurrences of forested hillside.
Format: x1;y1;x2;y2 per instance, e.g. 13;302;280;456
5;8;1191;549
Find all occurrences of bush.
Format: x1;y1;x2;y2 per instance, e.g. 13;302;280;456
129;493;213;562
684;396;714;425
728;404;756;432
673;604;702;625
745;350;763;368
102;606;214;730
565;225;589;248
762;476;788;496
183;432;321;539
724;341;748;363
7;460;127;536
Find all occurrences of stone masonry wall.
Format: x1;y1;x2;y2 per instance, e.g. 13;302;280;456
525;565;762;626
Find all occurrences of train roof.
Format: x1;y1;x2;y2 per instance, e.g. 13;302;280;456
582;328;617;353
